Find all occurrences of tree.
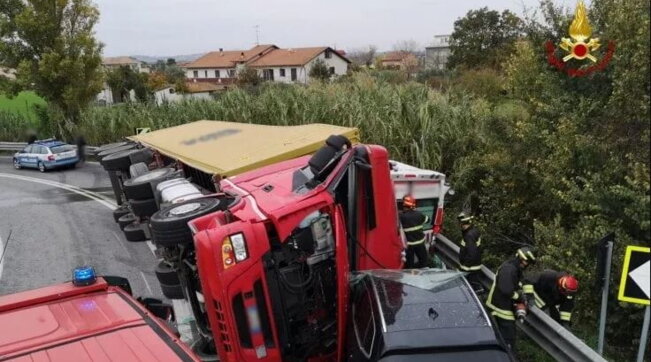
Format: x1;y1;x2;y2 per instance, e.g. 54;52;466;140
236;66;261;86
392;40;420;54
347;45;377;67
106;66;149;103
448;8;524;69
0;0;104;129
309;59;331;82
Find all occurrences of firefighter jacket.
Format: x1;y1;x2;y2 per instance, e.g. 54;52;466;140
486;258;532;321
399;209;429;246
524;270;575;324
459;225;482;271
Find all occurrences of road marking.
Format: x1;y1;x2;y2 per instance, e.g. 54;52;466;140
0;173;116;210
0;234;4;280
140;271;154;295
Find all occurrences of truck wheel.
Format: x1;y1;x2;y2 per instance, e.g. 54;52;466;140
160;283;184;299
325;135;350;150
123;222;148;242
130;198;158;218
96;144;136;160
118;213;137;230
101;148;153;171
96;141;131;153
129;162;149;178
150;198;224;247
155;261;180;285
112;205;130;222
123;168;176;200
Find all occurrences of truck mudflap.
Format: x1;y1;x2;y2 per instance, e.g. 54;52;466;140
193;217;280;362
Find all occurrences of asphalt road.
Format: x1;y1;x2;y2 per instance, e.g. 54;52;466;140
0;157;163;298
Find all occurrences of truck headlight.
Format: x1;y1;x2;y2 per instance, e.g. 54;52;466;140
230;233;248;262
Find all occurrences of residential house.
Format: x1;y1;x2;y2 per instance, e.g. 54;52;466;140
380;51;419;71
153;82;220;105
425;35;451;70
184;45;350;84
102;56;150;73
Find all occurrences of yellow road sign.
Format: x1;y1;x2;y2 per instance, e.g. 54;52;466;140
618;245;650;305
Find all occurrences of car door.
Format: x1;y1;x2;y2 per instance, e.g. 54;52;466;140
34;145;47;166
21;145;38;167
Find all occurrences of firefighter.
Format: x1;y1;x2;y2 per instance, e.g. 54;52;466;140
486;246;537;350
399;195;430;269
524;270;578;328
458;212;482;290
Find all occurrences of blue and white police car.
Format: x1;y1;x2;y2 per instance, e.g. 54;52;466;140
13;139;79;172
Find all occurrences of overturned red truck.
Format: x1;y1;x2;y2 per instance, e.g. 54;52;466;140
95;121;455;361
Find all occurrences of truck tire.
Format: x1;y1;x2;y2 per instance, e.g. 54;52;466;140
118;213;137;230
150;198;224;247
96;144;136;160
129;162;149;178
155;261;180;285
96;141;131;153
325;135;350;150
123;168;176;200
160;282;184;300
113;205;130;222
101;148;153;171
123;222;148;242
130;198;158;218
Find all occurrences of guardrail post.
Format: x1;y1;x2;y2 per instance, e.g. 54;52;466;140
597;240;613;355
637;306;650;362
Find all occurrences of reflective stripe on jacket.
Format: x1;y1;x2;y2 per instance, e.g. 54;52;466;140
524;270;575;322
486;258;524;321
399;210;429;246
459;225;482;269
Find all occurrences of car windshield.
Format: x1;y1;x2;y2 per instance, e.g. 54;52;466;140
380;349;511;362
51;145;75;153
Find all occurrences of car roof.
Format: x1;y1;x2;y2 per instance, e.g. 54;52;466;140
35;140;67;148
361;270;504;352
0;279;198;361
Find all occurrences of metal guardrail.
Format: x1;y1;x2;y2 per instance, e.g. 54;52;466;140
0;141;98;154
435;234;607;362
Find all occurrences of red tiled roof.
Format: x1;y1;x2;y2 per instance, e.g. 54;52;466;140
249;47;350;67
382;51;412;62
185;45;277;69
185;82;220;93
102;56;140;65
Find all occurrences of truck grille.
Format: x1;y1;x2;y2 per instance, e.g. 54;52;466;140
213;300;233;352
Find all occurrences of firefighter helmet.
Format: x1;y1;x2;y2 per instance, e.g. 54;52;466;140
558;275;579;295
457;212;473;224
403;195;416;209
516;246;536;264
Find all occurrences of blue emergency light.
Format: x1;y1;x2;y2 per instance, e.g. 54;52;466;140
72;266;97;286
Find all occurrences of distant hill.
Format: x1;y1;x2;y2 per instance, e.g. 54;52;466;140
131;54;205;64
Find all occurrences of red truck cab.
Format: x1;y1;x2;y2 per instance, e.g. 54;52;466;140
0;275;198;361
188;140;403;361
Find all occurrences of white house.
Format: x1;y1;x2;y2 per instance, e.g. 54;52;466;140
154;82;220;105
425;35;451;70
102;56;150;73
184;45;350;84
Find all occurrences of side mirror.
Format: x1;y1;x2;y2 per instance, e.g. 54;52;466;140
138;297;176;322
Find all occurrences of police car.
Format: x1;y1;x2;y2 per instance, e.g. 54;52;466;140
13;138;79;172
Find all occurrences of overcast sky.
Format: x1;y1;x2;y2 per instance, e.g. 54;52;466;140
95;0;574;56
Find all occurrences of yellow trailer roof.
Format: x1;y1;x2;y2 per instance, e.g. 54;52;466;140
130;120;359;176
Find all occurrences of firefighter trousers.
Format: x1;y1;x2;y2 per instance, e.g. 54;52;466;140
496;318;516;351
406;243;428;268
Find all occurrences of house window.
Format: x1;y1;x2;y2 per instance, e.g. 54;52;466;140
325;49;332;59
291;68;297;81
193;70;198;78
263;69;274;81
228;69;236;77
215;70;220;78
204;70;208;78
329;67;335;75
279;69;286;77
